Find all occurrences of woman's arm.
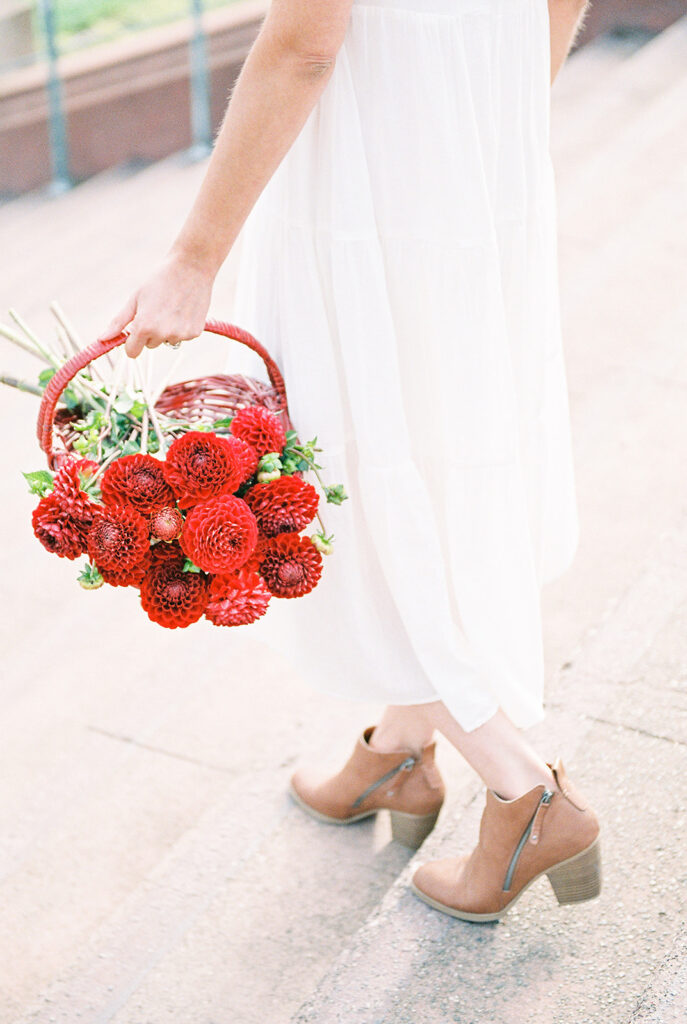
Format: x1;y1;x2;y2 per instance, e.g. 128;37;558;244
548;0;590;84
100;0;354;358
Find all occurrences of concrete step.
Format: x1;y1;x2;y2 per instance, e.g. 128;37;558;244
555;69;687;246
550;14;687;188
629;924;687;1023
550;26;651;111
0;147;247;394
292;518;687;1023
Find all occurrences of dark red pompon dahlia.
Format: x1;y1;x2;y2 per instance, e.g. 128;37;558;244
226;434;259;483
101;454;175;514
51;457;101;539
150;540;185;568
257;532;323;598
140;562;209;628
32;494;85;560
205;569;271;626
243;476;319;537
99;554;151;588
229;406;287;459
86;504;150;572
241;533;270;575
52;457;99;500
180;494;258;573
163;431;252;508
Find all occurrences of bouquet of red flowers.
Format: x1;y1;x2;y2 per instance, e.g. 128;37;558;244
3;306;347;629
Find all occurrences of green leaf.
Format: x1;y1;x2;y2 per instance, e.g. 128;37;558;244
325;483;348;506
38;367;56;387
182;557;202;574
63;389;82;411
211;416;234;430
23;469;54;496
113;394;134;415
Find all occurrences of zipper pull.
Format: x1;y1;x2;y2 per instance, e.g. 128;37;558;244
529;789;554;846
384;756;416;798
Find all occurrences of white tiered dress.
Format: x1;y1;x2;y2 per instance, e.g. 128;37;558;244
224;0;579;732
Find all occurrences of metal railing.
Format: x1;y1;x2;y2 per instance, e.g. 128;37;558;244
11;1;218;194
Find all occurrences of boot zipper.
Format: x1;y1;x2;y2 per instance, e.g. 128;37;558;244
502;789;554;892
351;756;417;809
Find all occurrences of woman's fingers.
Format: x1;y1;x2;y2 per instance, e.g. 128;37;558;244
97;292;138;343
124;321;156;359
102;253;215;359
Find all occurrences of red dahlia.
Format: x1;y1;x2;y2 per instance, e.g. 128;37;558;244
101;454;175;514
100;554;151;588
226;434;259;482
229;406;287;459
32;494;84;560
140;562;209;629
150;540;185;568
205;568;271;626
51;458;101;539
86;504;150;572
242;533;270;574
257;532;323;598
163;431;253;509
243;476;319;537
180;494;258;573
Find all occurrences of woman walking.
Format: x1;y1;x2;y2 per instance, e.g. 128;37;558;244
100;0;600;922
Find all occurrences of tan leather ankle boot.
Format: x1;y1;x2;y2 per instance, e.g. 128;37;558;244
289;725;445;849
411;757;601;921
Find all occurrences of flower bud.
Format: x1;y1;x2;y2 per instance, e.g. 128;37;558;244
258;452;283;474
310;533;334;555
77;563;104;589
150;506;183;542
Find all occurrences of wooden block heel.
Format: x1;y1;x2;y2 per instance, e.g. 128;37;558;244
390;808;441;849
546;836;602;905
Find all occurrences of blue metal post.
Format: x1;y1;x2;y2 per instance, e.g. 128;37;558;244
37;0;72;193
188;0;212;159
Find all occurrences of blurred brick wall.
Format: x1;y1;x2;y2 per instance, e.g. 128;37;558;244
574;0;686;47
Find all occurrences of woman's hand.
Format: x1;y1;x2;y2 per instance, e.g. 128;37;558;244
97;250;215;359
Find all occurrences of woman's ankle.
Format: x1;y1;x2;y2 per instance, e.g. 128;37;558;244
367;709;434;756
491;762;556;801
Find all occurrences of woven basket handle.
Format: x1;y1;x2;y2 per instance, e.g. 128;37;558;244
36;318;291;468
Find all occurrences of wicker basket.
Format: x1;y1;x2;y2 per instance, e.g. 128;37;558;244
36;319;295;469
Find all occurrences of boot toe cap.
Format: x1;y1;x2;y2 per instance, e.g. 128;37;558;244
412;855;469;905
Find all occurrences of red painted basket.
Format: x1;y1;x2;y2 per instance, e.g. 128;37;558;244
36;318;296;469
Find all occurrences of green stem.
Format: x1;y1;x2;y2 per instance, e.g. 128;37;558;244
0;374;43;397
8;308;61;367
0;324;53;364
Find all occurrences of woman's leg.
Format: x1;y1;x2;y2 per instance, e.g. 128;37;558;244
369;702;555;800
